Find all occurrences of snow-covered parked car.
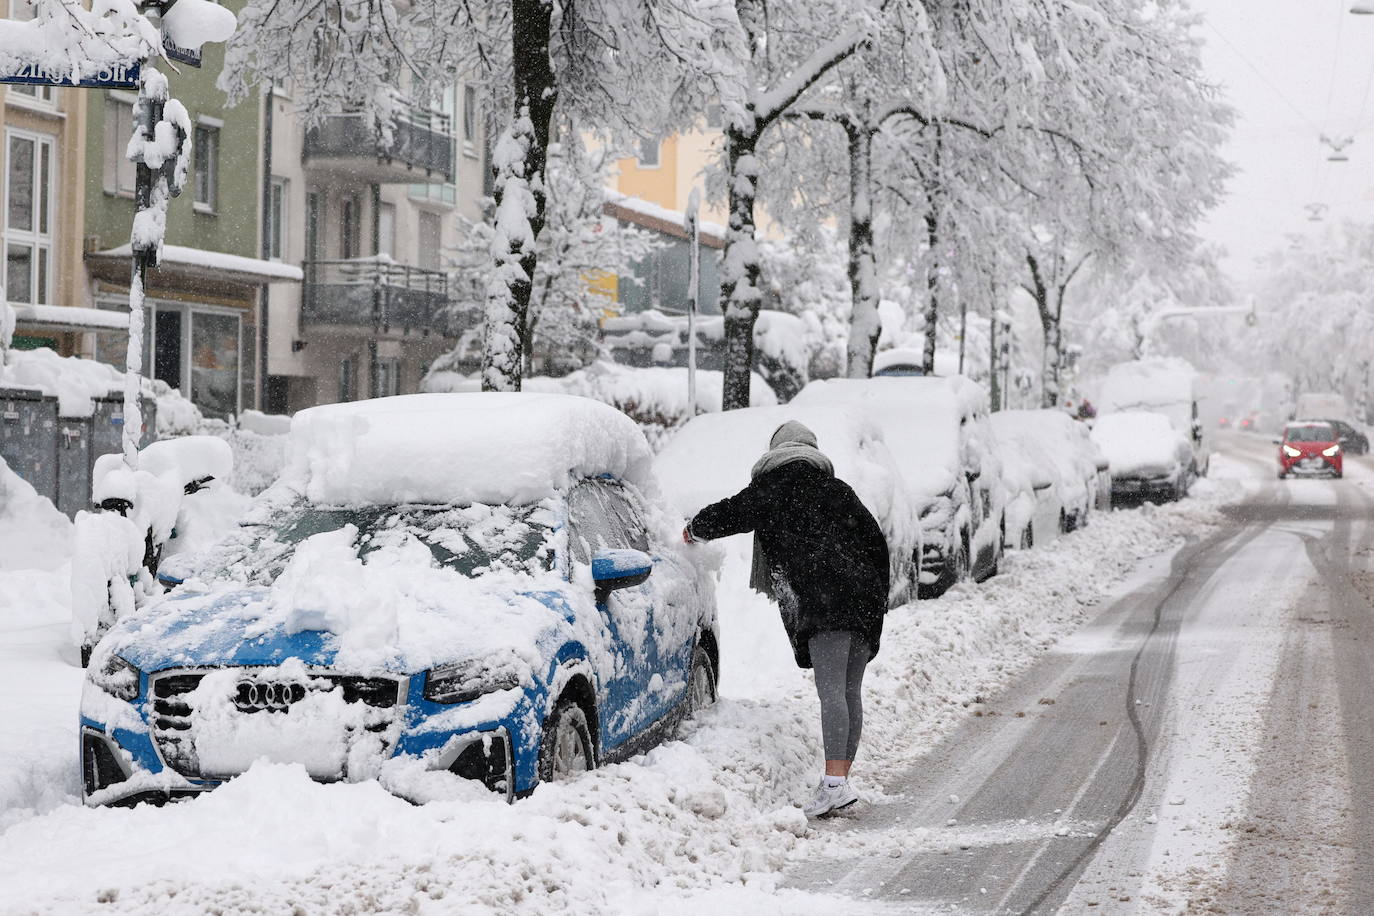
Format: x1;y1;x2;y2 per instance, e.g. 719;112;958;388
1097;357;1213;477
791;376;1004;597
991;409;1110;548
80;393;718;806
1090;410;1194;503
655;403;919;606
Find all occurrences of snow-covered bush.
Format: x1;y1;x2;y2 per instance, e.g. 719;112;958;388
0;456;69;572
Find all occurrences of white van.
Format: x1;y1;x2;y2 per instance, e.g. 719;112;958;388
1294;392;1351;424
1097;358;1214;477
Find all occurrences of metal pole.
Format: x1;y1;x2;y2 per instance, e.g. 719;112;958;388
685;187;701;416
369;182;381;399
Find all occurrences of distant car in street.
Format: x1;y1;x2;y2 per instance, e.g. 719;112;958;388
1321;418;1368;455
992;409;1111;548
1091;410;1194;503
80;393;719;807
1277;421;1343;479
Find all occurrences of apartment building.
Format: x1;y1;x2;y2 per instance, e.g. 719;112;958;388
261;85;487;413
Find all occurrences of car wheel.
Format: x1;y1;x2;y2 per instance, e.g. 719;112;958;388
1019;523;1033;550
1059;509;1070;534
687;647;717;717
537;698;594;784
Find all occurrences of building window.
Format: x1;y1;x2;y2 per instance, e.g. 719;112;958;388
462;85;477;147
636;137;660;168
409;182;456;205
340;195;361;259
100;298;241;418
9;84;54;106
378;202;396;257
103;98;136;195
377;358;401;397
305;190;321;263
193;123;219;211
267;177;287;261
339;355;358;402
5;130;53;308
418;211;442;271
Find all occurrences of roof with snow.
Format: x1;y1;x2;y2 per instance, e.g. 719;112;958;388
285;392;656;507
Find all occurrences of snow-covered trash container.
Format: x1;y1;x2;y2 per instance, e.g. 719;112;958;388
76;393;718;807
0;387;58;508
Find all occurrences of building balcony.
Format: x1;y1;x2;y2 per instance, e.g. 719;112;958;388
302;110;454;184
300;258;460;337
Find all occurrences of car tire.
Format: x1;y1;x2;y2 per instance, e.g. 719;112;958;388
537;698;595;785
686;646;717;718
1019;523;1033;550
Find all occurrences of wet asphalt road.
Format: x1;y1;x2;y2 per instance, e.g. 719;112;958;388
791;433;1374;914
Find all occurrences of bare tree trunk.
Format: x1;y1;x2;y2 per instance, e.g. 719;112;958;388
922;210;939;375
721;127;761;410
845;124;879;378
480;0;558;392
1025;253;1060;408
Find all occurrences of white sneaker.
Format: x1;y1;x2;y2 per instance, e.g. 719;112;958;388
803;778;859;818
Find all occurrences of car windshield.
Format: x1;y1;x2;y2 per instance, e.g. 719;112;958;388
201;501;557;586
1286;425;1334;442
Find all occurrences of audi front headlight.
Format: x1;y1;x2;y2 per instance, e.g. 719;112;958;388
90;653;141;702
424;652;526;704
1282;444;1302;458
1323;444;1341;457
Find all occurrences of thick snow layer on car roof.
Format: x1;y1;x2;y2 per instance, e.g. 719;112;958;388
1097;358;1199;414
1090;410;1187;478
655;404;905;531
285;393;656;507
792;377;968;497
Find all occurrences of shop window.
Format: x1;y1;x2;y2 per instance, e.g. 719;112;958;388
190;311;240;418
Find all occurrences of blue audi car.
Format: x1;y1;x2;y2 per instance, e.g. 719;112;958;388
80;393;719;805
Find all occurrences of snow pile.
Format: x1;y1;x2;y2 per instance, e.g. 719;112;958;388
285;392;656;507
0;455;70;571
0;346;201;435
237;409;292;436
1091;410;1190;478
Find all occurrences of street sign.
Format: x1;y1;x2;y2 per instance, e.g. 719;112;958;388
162;35;201;68
0;61;140;90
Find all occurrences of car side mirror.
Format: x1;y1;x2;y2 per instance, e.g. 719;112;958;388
591;548;652;595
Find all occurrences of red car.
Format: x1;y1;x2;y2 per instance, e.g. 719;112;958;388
1278;421;1343;479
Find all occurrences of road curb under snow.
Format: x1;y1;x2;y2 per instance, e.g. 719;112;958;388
0;471;1249;914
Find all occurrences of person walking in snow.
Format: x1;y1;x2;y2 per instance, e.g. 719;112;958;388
683;421;890;818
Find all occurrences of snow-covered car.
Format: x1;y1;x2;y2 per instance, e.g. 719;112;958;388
1090;410;1194;503
79;394;718;806
791;376;1005;597
1097;357;1213;478
654;403;919;606
991;409;1110;548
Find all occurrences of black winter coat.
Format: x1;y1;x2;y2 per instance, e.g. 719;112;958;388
689;462;890;668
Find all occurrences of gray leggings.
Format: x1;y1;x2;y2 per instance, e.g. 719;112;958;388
809;630;870;761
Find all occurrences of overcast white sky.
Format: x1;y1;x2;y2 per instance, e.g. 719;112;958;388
1192;0;1374;285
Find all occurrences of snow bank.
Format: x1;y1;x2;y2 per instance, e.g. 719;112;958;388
0;456;69;571
286;392;656;507
1091;410;1189;478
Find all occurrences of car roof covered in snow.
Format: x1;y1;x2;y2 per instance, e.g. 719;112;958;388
1098;357;1200;413
284;392;656;507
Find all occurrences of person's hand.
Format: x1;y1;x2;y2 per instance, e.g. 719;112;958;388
682;526;695;544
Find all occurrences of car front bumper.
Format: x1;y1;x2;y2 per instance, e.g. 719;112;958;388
1280;453;1341;475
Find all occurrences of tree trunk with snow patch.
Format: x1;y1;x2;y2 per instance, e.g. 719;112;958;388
720;128;762;411
922;210;940;376
845;124;879;379
481;0;557;393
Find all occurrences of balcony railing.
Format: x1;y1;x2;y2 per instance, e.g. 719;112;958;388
302;110;454;183
301;258;459;336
